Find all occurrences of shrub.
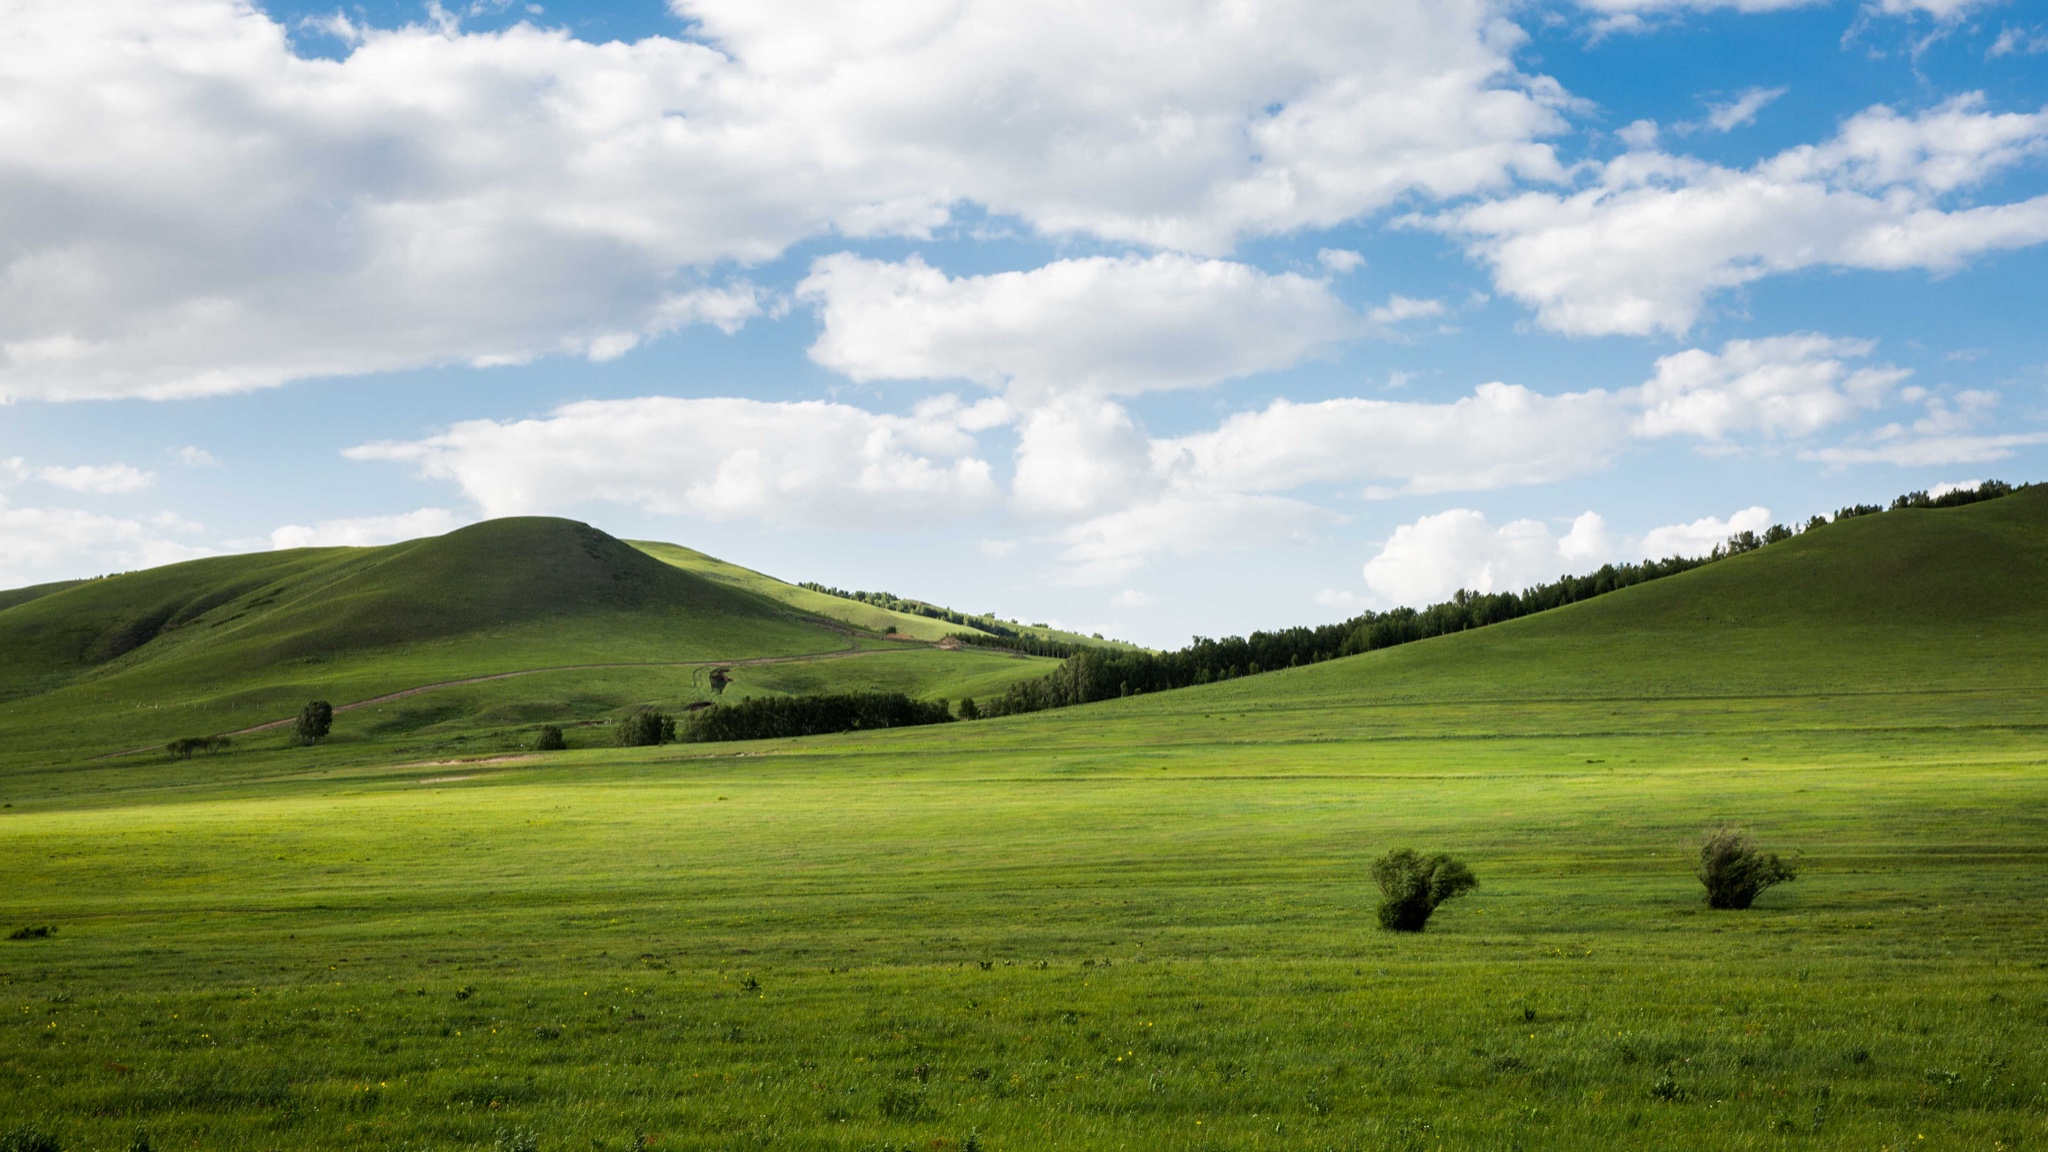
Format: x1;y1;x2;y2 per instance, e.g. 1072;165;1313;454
1697;828;1796;909
1371;849;1478;932
615;710;676;748
165;735;231;760
533;725;566;752
8;926;55;940
958;696;981;720
293;700;333;746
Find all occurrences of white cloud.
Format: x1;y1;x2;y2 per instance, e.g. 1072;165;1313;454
1804;431;2048;466
1928;478;1984;498
1;457;157;494
1011;396;1157;519
1152;383;1632;498
1641;505;1774;558
1361;508;1612;606
1442;94;2048;335
174;446;220;467
1317;248;1366;273
1801;388;2048;466
1874;0;1997;19
270;508;470;550
0;0;1568;400
0;497;214;587
1632;334;1909;439
1113;589;1157;608
1352;501;1788;609
1574;0;1822;15
350;393;1003;525
1053;493;1331;585
1700;86;1787;134
1367;295;1448;324
799;254;1363;401
1989;26;2048;56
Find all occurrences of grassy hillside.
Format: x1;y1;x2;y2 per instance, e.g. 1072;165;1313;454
0;519;1057;768
1;491;2044;1149
631;539;1117;649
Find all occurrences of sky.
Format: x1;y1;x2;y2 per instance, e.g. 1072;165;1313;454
2;0;2046;647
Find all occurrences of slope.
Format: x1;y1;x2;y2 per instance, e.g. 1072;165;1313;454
630;539;1115;649
0;518;1057;766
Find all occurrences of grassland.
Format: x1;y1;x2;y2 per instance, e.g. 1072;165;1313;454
1;497;2046;1150
0;519;1056;771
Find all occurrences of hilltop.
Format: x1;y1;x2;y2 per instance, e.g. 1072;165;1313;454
0;518;1058;767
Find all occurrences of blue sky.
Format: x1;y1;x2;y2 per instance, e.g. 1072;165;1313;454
2;0;2045;646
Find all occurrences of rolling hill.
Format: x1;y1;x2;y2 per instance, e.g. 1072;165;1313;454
0;518;1057;767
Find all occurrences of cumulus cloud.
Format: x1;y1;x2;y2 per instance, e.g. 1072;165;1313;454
270;508;471;550
0;0;1567;400
1152;384;1632;497
1357;503;1773;608
174;446;220;467
1361;508;1612;606
1053;493;1333;585
0;497;212;587
1801;388;2048;465
799;254;1364;401
1640;505;1774;557
1442;94;2048;335
1;457;156;494
1632;334;1909;439
350;394;1004;525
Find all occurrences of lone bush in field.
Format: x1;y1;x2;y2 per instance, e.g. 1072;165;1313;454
615;710;675;748
1371;849;1478;932
1697;828;1795;909
533;725;566;751
293;700;333;746
165;735;230;760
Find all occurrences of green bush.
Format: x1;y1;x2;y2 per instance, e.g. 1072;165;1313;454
615;710;675;748
293;700;333;746
1697;828;1795;909
165;735;231;760
1371;849;1478;932
533;725;566;751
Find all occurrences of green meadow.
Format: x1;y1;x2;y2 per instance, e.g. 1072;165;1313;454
3;496;2047;1150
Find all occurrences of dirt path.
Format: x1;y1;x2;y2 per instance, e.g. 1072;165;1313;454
101;645;934;758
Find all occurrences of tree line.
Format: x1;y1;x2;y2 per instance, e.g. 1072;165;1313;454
965;479;2031;720
680;692;954;743
798;583;1021;638
944;631;1083;659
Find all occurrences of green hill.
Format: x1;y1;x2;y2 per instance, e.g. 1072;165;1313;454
0;518;1056;767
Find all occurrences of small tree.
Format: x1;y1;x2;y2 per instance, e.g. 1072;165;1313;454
1697;829;1795;909
1371;849;1478;932
958;696;981;720
534;725;567;751
615;710;676;748
294;700;333;746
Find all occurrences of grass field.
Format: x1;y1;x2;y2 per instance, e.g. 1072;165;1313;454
2;498;2045;1150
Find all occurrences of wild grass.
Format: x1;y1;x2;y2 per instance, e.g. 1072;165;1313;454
1;496;2046;1148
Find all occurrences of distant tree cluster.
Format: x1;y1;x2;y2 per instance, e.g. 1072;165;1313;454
945;632;1082;659
615;710;677;747
1890;479;2022;511
798;582;1020;638
165;735;232;760
971;478;2037;722
682;692;953;743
